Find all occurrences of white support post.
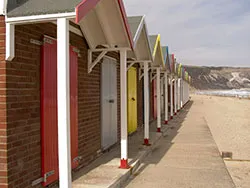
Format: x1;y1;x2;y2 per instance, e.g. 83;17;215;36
180;78;183;108
143;63;150;145
164;72;168;124
57;18;72;188
174;78;177;115
170;75;173;119
0;0;7;15
177;78;181;111
157;68;161;132
120;49;129;169
5;23;15;61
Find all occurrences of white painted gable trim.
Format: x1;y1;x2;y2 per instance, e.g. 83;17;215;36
0;0;7;15
133;15;145;44
5;12;76;61
6;12;76;24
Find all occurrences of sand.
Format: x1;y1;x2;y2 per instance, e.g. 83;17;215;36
191;95;250;188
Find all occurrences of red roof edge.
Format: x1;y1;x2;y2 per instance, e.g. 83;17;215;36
75;0;101;23
117;0;134;50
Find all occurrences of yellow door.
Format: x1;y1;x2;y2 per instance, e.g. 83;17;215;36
127;67;137;134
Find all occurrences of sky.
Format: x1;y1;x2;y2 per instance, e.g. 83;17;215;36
123;0;250;67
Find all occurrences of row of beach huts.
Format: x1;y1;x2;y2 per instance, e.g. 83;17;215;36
0;0;191;187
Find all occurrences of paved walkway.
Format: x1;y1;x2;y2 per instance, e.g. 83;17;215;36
72;119;166;187
123;100;236;188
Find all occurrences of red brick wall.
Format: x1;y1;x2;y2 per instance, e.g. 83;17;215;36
0;15;8;188
4;22;103;188
1;20;144;188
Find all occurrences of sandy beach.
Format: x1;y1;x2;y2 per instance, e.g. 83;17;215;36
191;95;250;188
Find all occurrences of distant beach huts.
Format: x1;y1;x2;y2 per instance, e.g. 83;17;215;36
0;0;191;187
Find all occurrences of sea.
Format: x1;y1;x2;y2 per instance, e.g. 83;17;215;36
195;89;250;99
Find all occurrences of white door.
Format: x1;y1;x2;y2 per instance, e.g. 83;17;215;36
101;57;118;150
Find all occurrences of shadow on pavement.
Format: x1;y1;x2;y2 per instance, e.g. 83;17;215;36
121;100;194;187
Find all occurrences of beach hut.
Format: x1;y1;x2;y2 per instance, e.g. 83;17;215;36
149;35;165;132
169;54;176;119
1;0;136;187
127;15;153;145
161;46;171;124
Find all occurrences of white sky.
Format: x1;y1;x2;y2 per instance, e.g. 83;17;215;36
124;0;250;67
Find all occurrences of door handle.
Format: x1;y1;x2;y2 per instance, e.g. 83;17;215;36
108;99;115;103
131;97;135;101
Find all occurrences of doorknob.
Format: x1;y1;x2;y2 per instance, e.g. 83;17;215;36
108;99;115;103
131;97;135;101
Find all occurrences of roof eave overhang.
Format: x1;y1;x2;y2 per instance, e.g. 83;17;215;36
132;16;153;63
75;0;134;50
151;35;164;68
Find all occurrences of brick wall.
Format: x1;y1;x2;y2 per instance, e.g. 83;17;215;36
4;22;103;188
70;31;101;168
2;20;144;188
0;15;8;188
6;23;56;188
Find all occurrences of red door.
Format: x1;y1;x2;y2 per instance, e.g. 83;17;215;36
153;79;157;119
41;37;78;186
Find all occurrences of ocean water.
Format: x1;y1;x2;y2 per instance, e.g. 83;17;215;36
196;89;250;98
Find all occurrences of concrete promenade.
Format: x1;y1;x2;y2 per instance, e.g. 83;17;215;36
123;100;235;188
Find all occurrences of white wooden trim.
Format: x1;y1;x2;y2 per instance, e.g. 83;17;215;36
127;62;135;71
164;72;168;122
120;49;128;162
57;18;72;188
170;75;173;117
174;79;177;113
104;55;117;61
177;78;181;110
0;0;7;15
51;21;83;37
144;62;149;140
157;68;161;130
180;79;183;108
127;60;151;63
6;12;76;24
5;23;15;61
133;15;145;45
91;47;130;52
88;51;107;73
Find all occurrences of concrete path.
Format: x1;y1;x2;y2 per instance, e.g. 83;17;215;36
123;100;236;188
72;120;165;188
